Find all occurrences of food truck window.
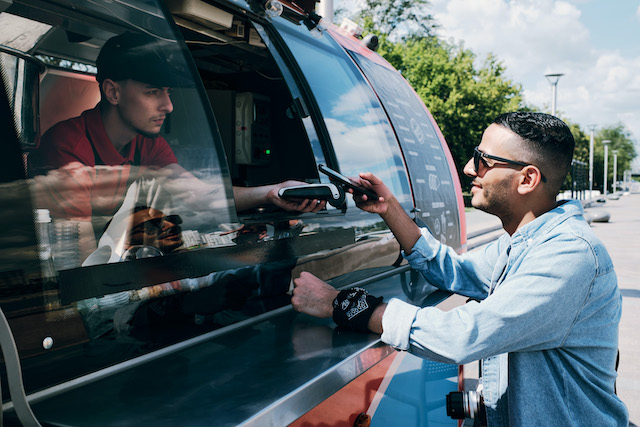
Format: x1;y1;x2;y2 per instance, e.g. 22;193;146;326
271;20;412;211
170;10;320;192
0;0;319;395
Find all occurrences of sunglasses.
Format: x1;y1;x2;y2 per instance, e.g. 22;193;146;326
131;214;182;235
473;147;546;183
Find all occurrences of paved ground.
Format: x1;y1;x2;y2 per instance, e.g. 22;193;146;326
588;193;640;424
464;191;640;424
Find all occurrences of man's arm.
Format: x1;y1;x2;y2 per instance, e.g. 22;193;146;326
291;271;387;334
291;172;420;334
350;172;421;254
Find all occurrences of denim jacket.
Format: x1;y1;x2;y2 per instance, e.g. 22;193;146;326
381;200;628;426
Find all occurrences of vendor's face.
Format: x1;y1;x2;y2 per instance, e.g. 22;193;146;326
116;80;173;137
127;208;183;254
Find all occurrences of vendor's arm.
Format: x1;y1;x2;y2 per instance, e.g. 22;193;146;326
232;180;326;213
158;164;325;213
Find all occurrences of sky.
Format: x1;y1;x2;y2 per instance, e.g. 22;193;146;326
333;0;640;171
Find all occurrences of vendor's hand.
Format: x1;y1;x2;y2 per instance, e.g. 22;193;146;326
268;180;327;213
291;272;339;318
350;172;394;215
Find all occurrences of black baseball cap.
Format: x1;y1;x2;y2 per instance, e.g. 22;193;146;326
96;32;192;87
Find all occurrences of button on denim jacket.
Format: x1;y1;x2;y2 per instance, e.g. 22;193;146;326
381;200;628;426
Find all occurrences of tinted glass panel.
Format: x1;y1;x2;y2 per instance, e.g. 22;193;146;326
0;0;267;396
347;51;462;248
272;20;412;211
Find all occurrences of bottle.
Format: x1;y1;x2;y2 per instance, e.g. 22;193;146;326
35;209;56;282
52;220;80;270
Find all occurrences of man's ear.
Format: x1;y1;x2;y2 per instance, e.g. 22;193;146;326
102;79;120;106
517;165;544;195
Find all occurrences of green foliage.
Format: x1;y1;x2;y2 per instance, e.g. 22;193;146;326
376;35;525;183
567;121;590;163
561;120;589;193
356;0;437;40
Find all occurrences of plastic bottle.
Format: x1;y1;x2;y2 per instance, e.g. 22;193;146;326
35;209;56;281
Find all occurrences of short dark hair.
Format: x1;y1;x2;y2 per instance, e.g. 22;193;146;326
492;112;575;195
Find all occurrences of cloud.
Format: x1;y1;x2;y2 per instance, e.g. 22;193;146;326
428;0;640;149
430;0;591;79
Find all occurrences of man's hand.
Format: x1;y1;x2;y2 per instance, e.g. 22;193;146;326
268;180;327;213
291;272;339;318
351;172;422;255
350;172;394;216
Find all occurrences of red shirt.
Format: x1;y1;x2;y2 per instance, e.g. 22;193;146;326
31;105;178;220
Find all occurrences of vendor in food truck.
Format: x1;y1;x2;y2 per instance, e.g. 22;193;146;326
292;112;628;426
30;32;325;260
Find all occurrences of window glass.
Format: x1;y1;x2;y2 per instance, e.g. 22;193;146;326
0;0;280;395
272;20;412;210
347;51;462;247
0;0;400;399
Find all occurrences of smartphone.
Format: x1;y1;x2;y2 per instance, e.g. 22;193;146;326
318;164;378;200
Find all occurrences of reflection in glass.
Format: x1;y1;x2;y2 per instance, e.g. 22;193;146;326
276;24;411;208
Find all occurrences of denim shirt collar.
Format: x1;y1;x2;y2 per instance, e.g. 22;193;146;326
509;200;584;246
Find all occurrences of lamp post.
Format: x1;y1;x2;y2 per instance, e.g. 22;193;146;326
602;140;611;198
316;0;333;23
545;73;564;116
588;125;596;202
612;150;618;194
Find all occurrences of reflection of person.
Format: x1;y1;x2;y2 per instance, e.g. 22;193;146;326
81;202;296;339
30;32;324;257
125;206;184;254
292;113;628;426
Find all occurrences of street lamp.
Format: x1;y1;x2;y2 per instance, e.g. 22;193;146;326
545;73;564;116
588;125;596;203
316;0;333;23
612;150;618;193
602;140;611;198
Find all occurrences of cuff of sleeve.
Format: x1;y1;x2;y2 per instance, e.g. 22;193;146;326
381;298;420;351
403;228;440;261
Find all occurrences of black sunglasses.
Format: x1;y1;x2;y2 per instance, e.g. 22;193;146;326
473;147;547;183
131;214;182;235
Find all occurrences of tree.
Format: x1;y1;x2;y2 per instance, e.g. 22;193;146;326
561;120;589;194
336;0;437;40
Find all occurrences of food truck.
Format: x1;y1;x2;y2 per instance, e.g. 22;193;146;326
0;0;467;424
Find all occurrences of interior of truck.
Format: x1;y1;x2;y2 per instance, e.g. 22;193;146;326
0;0;328;373
4;0;320;197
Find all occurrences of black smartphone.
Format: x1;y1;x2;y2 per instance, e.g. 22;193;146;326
318;164;378;200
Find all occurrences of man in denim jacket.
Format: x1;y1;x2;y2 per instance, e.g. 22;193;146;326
292;112;629;426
